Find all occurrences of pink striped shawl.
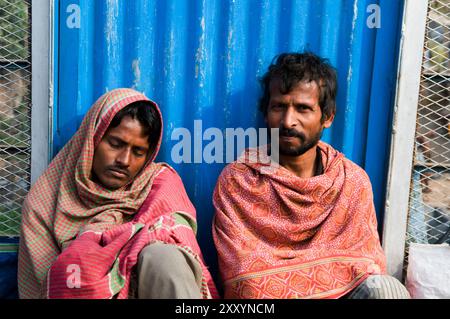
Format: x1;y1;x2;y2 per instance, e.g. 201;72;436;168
18;88;217;298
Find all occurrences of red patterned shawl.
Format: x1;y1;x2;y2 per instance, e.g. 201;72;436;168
213;141;386;299
18;88;217;299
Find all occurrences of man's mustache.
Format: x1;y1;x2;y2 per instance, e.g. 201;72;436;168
279;127;305;140
107;166;130;177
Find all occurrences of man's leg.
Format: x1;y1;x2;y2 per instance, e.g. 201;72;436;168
137;242;203;299
346;275;411;299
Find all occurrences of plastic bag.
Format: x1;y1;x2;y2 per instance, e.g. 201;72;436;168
405;243;450;298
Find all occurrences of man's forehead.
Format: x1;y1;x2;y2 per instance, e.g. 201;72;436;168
105;117;150;146
269;78;320;95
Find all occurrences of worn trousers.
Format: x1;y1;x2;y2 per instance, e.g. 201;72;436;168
344;275;411;299
136;242;204;299
136;244;410;299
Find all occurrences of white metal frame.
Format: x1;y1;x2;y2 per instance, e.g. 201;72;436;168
31;0;53;185
382;0;429;280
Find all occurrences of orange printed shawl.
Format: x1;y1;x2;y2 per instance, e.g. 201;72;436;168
18;88;217;299
213;141;386;299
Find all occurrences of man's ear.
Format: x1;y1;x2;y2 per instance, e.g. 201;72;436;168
323;112;335;129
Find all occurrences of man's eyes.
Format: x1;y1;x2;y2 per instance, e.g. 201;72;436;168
133;149;146;157
108;139;147;156
108;139;122;148
296;105;311;111
270;104;311;111
270;104;285;110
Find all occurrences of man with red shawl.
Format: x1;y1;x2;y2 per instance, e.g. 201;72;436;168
18;88;217;299
212;52;410;299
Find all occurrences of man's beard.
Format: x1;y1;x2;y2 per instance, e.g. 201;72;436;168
277;127;323;157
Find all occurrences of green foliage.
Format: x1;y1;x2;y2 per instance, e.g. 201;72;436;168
0;208;21;236
431;0;450;16
0;0;30;60
0;1;30;236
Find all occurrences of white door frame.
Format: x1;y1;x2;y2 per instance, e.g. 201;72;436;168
382;0;429;280
31;0;54;185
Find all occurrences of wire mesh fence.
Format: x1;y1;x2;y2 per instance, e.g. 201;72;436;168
404;0;450;276
0;0;31;237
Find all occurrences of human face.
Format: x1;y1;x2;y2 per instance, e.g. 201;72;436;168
92;115;150;190
266;79;334;157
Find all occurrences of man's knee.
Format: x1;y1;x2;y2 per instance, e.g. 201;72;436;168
137;242;202;298
349;275;411;299
139;243;187;277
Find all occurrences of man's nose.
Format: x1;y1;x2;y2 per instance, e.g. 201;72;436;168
281;106;297;128
116;148;131;166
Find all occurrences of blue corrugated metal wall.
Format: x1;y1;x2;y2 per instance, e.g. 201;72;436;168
54;0;404;282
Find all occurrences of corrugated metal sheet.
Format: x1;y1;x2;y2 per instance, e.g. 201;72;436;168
54;0;404;277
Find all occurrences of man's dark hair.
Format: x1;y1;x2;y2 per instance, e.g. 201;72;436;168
259;52;337;122
109;101;161;155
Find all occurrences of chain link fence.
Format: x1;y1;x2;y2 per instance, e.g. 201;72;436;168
404;0;450;275
0;0;31;237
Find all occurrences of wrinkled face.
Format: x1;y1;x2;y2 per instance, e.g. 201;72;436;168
92;115;150;190
266;79;334;156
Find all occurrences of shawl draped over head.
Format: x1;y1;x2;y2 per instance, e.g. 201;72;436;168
18;88;218;299
213;141;386;299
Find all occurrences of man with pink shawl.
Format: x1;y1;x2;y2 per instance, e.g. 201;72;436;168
18;88;217;299
213;52;410;299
